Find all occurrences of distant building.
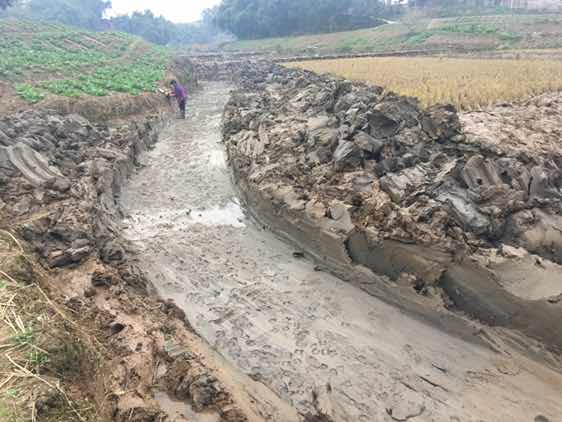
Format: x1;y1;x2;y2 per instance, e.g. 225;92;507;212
516;0;562;9
408;0;561;9
497;0;561;9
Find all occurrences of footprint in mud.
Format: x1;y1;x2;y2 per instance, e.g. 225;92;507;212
385;394;426;422
295;329;310;346
464;368;497;385
305;355;324;369
493;358;521;376
355;354;369;364
403;343;423;365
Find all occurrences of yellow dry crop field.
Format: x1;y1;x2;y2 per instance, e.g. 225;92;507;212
288;57;562;110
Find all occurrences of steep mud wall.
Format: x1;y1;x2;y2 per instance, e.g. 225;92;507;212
170;55;200;89
0;110;160;271
43;93;170;124
190;58;248;81
223;63;562;356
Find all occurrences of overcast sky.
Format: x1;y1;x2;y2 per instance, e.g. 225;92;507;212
107;0;222;23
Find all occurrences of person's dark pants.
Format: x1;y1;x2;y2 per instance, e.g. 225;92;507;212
178;98;186;119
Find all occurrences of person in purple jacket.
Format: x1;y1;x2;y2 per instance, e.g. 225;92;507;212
170;80;187;119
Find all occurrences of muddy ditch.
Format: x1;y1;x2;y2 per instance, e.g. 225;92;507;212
1;56;562;422
116;65;562;421
0;101;270;419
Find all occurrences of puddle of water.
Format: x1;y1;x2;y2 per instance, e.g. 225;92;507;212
207;150;227;169
186;201;245;227
124;201;246;238
155;391;220;422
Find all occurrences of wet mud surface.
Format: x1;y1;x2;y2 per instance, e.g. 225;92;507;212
121;82;562;421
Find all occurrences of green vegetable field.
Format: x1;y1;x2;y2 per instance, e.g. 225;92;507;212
0;19;170;103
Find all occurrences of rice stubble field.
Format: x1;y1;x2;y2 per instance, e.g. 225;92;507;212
289;56;562;110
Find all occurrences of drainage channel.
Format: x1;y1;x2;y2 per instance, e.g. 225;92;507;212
120;81;562;422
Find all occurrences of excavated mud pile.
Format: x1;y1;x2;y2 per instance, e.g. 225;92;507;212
0;110;248;421
224;64;562;356
0;111;156;269
191;58;264;82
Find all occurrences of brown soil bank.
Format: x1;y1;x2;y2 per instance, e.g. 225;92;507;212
223;63;562;359
0;107;267;420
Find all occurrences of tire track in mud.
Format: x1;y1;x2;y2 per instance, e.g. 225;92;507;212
120;82;562;422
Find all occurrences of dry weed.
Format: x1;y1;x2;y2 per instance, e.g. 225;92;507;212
288;57;562;110
0;231;97;422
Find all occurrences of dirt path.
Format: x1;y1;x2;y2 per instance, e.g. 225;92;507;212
120;82;562;422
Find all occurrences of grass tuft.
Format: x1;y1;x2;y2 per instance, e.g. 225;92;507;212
0;231;98;421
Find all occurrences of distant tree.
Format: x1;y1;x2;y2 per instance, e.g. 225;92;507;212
30;0;111;29
110;10;176;44
109;10;221;46
1;0;221;46
201;6;219;26
213;0;396;40
0;0;15;9
2;0;111;29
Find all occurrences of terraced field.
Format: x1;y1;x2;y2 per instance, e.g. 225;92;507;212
0;20;170;104
224;13;562;54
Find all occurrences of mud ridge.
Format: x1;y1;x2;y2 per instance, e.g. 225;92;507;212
223;62;562;361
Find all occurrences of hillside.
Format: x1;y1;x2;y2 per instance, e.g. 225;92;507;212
223;13;562;54
0;19;171;116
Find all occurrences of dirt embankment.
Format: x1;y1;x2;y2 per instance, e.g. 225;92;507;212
0;102;258;419
223;63;562;359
